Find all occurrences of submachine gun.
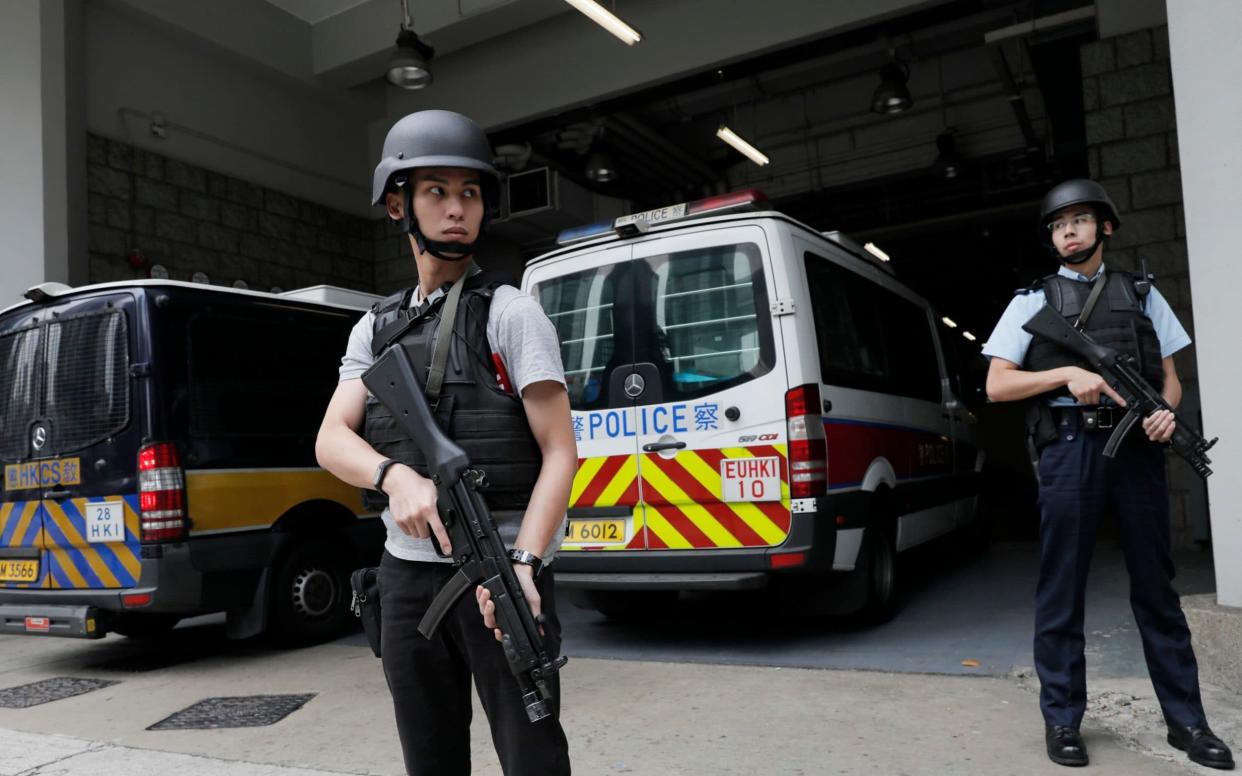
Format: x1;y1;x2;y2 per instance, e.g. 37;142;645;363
1022;304;1217;478
362;346;566;723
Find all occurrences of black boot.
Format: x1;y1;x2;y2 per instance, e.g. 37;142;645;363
1046;725;1089;767
1168;726;1235;770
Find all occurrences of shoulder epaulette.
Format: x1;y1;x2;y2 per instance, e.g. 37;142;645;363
371;288;410;315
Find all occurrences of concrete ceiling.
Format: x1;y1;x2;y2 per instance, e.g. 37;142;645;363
263;0;372;25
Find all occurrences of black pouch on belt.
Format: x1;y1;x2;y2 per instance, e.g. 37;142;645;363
1025;401;1059;451
349;567;382;658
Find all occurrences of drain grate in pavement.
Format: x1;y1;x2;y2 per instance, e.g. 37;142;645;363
0;677;120;708
147;694;316;730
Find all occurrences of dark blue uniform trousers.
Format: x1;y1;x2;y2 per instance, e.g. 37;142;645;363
1035;409;1206;730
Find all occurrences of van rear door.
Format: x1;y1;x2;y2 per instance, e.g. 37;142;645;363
1;320;48;590
2;294;143;591
624;225;791;551
527;244;648;552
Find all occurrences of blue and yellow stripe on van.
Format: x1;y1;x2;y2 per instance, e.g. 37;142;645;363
1;499;47;589
41;496;142;589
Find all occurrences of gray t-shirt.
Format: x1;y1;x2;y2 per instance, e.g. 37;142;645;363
338;283;568;563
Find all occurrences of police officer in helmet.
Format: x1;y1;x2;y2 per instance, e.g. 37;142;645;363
316;110;574;775
983;179;1233;770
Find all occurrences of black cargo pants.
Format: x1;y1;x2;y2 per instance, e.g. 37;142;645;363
379;550;571;776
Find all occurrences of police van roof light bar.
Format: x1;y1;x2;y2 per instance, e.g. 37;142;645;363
556;189;769;246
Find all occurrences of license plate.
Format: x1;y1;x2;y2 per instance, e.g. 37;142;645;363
0;559;39;583
84;501;126;544
566;519;626;544
614;203;686;229
720;456;781;502
4;458;82;491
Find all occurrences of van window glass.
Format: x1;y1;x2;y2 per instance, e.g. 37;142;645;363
43;312;132;452
637;242;774;404
0;327;43;459
189;314;348;439
804;253;941;402
532;265;618;411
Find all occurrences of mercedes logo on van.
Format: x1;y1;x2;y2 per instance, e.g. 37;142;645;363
31;424;47;452
623;373;646;399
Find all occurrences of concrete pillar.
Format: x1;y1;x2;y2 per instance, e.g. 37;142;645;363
1167;0;1242;609
0;0;87;306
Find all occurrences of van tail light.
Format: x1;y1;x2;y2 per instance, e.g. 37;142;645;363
785;384;827;499
138;442;188;542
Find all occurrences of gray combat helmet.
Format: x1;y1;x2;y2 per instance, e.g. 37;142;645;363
371;109;499;205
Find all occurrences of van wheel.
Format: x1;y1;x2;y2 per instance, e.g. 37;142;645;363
269;540;351;646
112;613;181;638
860;523;899;624
571;590;677;621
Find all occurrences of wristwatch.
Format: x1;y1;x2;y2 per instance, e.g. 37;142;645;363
508;548;543;578
373;458;400;494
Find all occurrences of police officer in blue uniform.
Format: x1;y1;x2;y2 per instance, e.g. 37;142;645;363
983;179;1234;770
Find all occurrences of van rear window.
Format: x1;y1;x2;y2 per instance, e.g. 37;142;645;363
0;328;43;459
44;313;132;452
535;242;775;410
0;312;131;459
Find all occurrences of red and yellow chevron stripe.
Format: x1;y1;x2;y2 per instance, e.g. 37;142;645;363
567;445;791;551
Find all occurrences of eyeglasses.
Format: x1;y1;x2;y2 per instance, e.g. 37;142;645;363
1047;213;1096;233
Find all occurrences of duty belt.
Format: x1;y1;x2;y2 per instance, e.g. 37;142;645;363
1054;405;1121;431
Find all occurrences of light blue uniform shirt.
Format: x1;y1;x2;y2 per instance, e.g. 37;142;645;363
982;264;1190;406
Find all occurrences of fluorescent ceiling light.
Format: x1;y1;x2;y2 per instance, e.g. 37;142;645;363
942;316;957;328
716;126;769;166
563;0;642;45
863;242;890;262
962;331;977;341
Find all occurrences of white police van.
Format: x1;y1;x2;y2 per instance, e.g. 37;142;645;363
524;190;985;620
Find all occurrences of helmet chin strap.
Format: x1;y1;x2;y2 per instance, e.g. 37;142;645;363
1057;232;1105;266
402;185;477;262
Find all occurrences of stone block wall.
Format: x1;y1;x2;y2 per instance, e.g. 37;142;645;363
86;134;376;293
1082;25;1206;547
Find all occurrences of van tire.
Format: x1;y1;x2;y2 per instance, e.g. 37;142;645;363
269;540;351;646
111;613;181;638
860;521;899;624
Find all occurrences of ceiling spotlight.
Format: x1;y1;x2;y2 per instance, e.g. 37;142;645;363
871;61;913;115
385;0;435;89
962;331;977;342
585;151;617;183
934;130;962;179
942;316;957;328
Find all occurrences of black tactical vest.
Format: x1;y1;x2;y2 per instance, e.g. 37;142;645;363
1022;269;1165;399
363;272;543;517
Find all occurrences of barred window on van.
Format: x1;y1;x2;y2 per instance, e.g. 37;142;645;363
0;327;43;459
533;243;775;411
534;267;618;411
639;243;775;404
42;312;132;452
